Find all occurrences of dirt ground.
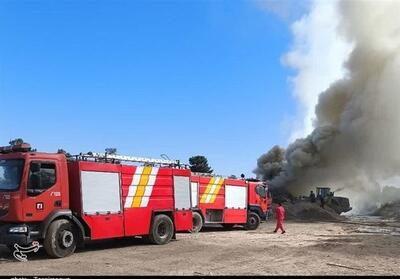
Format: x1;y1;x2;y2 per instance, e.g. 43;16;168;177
0;218;399;276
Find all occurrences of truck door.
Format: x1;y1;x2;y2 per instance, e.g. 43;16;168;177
254;184;268;213
22;161;63;222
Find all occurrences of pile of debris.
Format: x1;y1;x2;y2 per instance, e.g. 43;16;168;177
276;200;346;221
270;187;351;221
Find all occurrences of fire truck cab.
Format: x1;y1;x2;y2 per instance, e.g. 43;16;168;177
190;174;271;232
0;143;193;258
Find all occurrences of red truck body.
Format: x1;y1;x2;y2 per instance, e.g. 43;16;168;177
0;144;192;258
190;174;271;232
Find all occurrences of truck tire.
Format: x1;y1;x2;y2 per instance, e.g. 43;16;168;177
245;212;261;230
149;214;174;245
44;219;77;258
190;212;203;233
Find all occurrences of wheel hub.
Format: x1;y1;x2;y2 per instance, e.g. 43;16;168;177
61;231;74;248
193;216;199;227
158;223;168;238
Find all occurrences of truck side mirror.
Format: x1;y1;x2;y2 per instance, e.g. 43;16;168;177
31;162;41;173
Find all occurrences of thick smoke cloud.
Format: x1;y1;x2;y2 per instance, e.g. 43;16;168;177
254;145;285;181
255;0;400;213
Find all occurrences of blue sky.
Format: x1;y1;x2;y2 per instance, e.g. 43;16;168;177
0;0;306;177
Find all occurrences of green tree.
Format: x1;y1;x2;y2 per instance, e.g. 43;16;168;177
189;155;213;174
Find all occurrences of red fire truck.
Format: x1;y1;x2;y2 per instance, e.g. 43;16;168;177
190;174;271;232
0;143;192;258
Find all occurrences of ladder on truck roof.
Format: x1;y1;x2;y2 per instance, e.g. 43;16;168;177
73;152;187;168
191;172;246;180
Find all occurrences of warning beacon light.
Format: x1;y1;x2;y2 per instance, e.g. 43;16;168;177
0;143;32;154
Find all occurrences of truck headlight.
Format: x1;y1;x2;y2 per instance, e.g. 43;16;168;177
8;226;28;233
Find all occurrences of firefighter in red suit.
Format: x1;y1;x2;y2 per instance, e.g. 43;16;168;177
274;202;286;234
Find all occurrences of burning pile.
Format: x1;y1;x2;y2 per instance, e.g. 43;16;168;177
279;201;346;221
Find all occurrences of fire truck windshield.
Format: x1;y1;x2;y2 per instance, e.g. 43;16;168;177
0;159;24;191
255;184;267;198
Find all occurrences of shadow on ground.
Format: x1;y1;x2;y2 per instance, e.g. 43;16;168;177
0;237;150;262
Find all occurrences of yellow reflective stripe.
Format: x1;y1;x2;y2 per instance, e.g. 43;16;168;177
131;166;152;207
209;178;221;195
200;177;215;203
132;186;146;207
209;178;224;203
124;167;142;208
205;178;220;203
140;167;159;207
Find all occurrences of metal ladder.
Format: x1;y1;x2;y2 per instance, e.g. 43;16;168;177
73;152;186;167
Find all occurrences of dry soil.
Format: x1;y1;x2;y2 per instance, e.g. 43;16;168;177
0;218;399;276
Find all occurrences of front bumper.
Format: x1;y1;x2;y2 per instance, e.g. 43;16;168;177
0;224;36;246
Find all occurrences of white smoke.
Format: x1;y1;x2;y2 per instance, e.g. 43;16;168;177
256;0;400;213
283;0;353;141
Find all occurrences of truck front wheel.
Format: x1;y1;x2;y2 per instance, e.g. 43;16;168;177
245;212;261;230
44;219;77;258
149;214;174;245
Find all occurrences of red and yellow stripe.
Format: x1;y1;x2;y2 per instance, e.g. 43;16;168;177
124;166;159;208
200;177;224;204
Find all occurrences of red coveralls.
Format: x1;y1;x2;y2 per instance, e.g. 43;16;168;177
275;206;286;233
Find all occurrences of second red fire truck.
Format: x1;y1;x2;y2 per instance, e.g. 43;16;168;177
190;174;271;232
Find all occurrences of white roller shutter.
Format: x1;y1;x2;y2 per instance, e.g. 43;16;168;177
225;185;247;209
174;176;191;210
81;171;121;214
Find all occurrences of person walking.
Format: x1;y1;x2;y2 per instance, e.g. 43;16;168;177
309;190;316;203
274;202;286;234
